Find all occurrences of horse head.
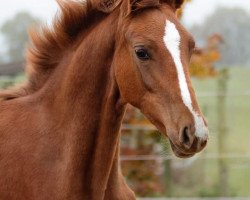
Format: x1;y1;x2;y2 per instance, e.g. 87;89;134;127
91;0;209;158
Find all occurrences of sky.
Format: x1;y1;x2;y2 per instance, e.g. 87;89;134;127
183;0;250;26
0;0;250;28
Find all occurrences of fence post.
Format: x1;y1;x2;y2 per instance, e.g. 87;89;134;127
164;154;172;197
217;69;229;197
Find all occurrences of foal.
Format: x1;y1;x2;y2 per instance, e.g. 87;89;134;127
0;0;208;199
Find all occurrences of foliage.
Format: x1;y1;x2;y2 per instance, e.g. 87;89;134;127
0;12;40;63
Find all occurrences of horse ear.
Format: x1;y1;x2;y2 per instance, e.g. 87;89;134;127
91;0;123;13
121;0;160;16
131;0;160;12
174;0;184;9
166;0;184;10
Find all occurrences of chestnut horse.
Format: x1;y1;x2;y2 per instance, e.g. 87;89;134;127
0;0;209;199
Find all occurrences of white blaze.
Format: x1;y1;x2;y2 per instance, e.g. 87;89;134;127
163;20;208;139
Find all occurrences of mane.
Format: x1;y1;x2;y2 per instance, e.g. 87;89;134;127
0;0;96;100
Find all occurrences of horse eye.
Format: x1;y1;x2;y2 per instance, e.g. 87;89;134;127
135;49;150;60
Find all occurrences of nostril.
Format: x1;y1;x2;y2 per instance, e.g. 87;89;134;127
180;126;194;149
182;127;190;144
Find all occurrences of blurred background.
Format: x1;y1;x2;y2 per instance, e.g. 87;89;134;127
0;0;250;199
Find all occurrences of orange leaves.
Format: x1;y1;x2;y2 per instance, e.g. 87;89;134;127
190;49;219;78
190;34;222;78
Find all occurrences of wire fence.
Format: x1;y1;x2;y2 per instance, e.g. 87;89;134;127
120;153;250;161
138;198;250;200
196;91;250;97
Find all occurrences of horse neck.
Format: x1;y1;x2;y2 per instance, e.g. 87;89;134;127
38;11;127;197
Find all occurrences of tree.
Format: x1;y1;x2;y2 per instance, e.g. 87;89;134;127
190;7;250;67
0;12;40;63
